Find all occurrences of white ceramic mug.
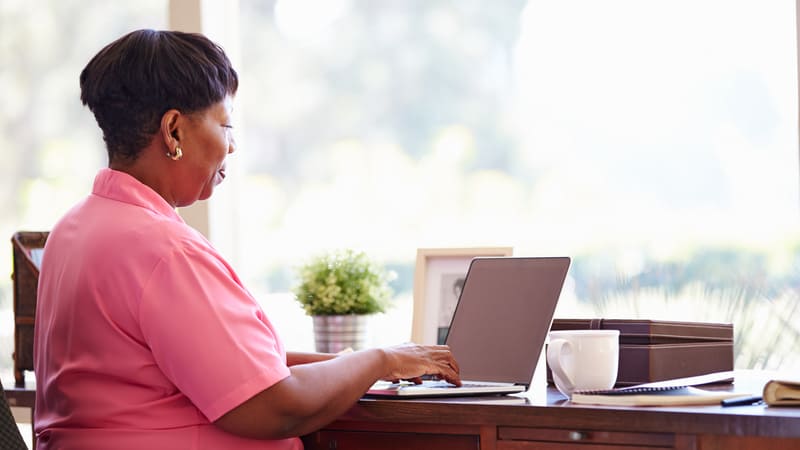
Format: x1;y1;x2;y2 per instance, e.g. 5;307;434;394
546;329;620;397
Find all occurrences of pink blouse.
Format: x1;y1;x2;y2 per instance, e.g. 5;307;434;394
34;168;301;449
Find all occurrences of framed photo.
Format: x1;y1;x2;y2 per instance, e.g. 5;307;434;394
411;247;513;345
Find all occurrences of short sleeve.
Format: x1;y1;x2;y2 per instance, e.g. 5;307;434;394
138;239;290;422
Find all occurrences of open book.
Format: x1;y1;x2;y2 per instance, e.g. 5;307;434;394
570;384;747;406
763;378;800;406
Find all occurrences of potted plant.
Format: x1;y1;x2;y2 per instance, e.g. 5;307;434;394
293;249;394;352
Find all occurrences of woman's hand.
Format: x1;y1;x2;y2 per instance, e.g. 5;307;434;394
381;343;462;386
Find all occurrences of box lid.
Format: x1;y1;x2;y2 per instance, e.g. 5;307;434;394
550;318;733;344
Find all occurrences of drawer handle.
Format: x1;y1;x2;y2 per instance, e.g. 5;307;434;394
568;431;588;441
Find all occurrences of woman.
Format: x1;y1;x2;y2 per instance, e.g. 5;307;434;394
33;29;461;450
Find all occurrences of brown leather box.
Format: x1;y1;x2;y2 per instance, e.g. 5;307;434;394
546;318;734;386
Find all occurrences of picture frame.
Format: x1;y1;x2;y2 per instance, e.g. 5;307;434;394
411;247;513;345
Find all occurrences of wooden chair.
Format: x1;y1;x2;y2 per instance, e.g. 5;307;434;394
11;231;48;386
9;231;47;448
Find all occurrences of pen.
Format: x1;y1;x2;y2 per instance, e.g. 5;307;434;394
720;395;763;407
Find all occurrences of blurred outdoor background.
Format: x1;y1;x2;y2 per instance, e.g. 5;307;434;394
1;0;799;383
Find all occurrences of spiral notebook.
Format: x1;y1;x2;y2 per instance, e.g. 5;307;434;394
570;384;747;406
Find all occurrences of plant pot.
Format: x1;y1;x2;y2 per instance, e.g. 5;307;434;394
313;314;368;353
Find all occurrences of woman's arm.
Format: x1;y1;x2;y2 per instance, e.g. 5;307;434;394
214;344;460;440
286;351;337;366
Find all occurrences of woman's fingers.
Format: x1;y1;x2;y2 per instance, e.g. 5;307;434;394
382;343;462;386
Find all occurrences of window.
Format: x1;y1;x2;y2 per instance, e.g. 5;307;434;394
0;0;167;376
235;0;800;371
1;2;797;374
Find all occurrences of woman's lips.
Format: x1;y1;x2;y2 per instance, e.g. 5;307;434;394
215;165;226;185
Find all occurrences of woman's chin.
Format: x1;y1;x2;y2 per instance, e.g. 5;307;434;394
198;189;214;201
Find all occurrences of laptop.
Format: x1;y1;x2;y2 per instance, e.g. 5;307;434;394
366;256;571;398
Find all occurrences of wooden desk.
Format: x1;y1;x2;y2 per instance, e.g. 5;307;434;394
303;379;800;450
4;381;35;410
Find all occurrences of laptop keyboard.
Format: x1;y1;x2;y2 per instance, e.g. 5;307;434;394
422;381;502;389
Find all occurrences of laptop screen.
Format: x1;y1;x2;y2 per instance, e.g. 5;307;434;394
445;256;570;385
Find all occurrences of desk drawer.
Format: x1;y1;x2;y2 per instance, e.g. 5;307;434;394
498;426;674;449
303;430;479;450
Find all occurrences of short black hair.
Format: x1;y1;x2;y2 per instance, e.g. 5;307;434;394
80;29;239;162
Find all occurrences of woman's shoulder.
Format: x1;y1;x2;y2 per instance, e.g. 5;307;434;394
139;216;213;253
146;218;233;268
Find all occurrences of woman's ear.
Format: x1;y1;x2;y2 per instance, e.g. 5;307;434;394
160;109;182;148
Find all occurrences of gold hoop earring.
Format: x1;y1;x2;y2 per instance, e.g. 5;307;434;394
167;146;183;161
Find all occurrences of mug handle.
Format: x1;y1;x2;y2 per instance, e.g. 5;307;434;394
546;338;575;395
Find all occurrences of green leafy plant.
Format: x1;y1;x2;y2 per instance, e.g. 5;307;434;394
293;249;394;316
